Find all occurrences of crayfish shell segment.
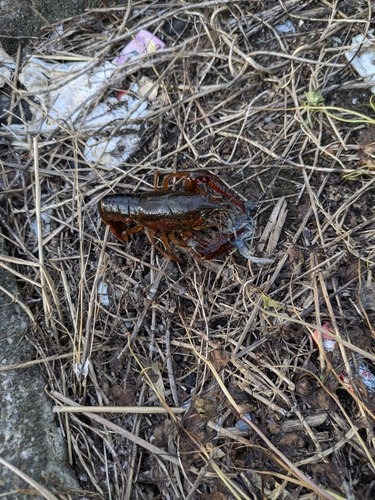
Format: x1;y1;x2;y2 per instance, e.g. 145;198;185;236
98;195;140;223
98;195;141;241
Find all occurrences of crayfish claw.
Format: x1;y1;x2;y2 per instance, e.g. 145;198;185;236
226;212;272;265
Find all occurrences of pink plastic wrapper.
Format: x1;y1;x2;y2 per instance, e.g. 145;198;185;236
311;322;336;352
113;30;165;66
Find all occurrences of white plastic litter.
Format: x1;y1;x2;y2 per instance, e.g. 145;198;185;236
237;413;253;431
3;30;165;168
98;281;110;306
30;206;54;238
11;57;146;168
345;32;375;94
18;58;130;134
137;75;160;101
74;358;90;382
0;67;12;88
275;20;296;34
82;83;148;167
0;45;15;67
83;88;147;131
0;46;15;88
358;362;375;393
84;134;141;166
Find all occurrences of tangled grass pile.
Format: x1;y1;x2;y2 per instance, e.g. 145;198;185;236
1;1;375;498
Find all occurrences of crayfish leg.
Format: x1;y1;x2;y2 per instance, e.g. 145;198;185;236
162;171;246;213
106;220;129;240
124;225;143;236
189;172;246;214
145;229;181;263
168;231;190;248
188;234;233;260
153;170;162;190
162;172;197;193
161;232;185;261
105;222;143;242
123;225;144;242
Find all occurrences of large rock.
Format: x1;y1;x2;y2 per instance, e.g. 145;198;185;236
0;231;81;498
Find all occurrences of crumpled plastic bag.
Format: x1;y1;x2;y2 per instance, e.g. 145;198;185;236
2;30;165;167
18;58;148;135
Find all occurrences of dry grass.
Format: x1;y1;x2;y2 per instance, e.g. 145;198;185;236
1;1;375;498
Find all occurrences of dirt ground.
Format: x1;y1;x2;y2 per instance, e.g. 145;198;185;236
1;1;375;499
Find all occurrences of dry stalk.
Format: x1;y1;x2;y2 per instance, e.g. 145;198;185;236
1;1;375;498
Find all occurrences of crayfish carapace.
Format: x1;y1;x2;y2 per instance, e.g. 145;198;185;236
98;171;265;263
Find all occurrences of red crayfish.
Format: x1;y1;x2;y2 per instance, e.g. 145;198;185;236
98;171;257;263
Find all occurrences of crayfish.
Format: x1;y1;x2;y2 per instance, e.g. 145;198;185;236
98;171;264;263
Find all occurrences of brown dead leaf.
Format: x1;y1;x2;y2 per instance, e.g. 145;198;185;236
363;141;375;155
305;387;338;412
287;245;304;265
179;411;214;467
181;409;205;435
358;129;375;166
147;369;161;384
359;276;375;311
193;393;221;420
341;259;360;282
295;374;313;396
141;454;172;486
197;477;234;500
274;431;307;456
205;491;227;500
177;392;222;466
109;384;136;406
227;384;252;406
350;376;370;400
209;346;230;372
278;323;304;342
349;327;372;351
263;120;278;130
323;369;340;393
311;461;347;491
109;346;125;373
297;201;310;219
152;419;174;449
276;432;306;449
